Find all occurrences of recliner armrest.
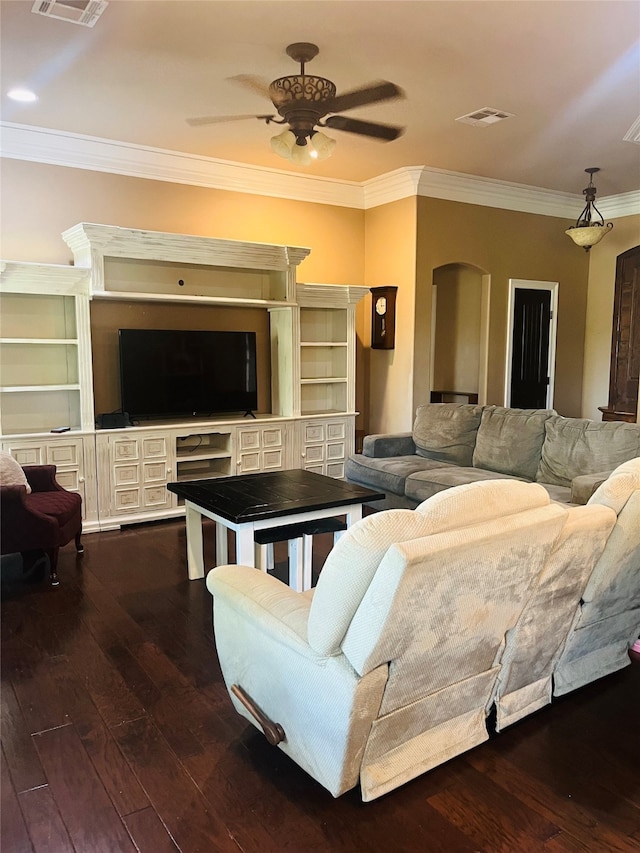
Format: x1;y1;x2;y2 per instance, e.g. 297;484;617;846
207;564;313;647
362;432;416;458
571;470;613;505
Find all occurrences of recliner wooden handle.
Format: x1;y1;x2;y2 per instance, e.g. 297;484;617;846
231;684;286;746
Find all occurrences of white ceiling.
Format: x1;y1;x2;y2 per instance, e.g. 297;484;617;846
1;0;639;196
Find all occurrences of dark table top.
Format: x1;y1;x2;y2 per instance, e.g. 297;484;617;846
167;469;384;523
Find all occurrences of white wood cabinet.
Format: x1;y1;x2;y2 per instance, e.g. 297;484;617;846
1;433;99;528
299;416;354;479
236;422;291;474
1;227;369;532
98;430;173;523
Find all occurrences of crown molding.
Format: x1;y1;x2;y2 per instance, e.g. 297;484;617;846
1;122;638;219
0;122;362;209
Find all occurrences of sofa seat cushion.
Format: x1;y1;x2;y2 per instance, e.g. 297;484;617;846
412;403;483;466
536;417;640;488
345;454;454;497
537;483;573;504
405;467;526;503
473;406;554;480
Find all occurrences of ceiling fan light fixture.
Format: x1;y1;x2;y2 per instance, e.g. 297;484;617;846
309;131;336;161
290;141;314;166
270;128;296;159
565;167;613;251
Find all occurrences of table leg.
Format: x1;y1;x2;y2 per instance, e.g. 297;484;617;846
185;503;205;581
345;505;363;528
236;527;256;567
288;537;304;592
215;522;228;566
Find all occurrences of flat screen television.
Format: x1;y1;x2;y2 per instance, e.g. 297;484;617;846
118;328;257;420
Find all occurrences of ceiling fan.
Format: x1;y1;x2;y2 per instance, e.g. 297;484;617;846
187;42;405;164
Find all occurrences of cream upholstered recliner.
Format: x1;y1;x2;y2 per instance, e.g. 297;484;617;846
490;502;616;730
552;457;640;696
207;479;572;801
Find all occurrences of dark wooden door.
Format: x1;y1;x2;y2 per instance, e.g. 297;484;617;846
603;245;640;421
510;288;552;409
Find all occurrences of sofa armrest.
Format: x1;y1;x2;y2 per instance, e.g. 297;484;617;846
362;432;416;458
571;470;612;505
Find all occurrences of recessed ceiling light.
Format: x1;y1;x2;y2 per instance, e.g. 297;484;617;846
7;88;38;103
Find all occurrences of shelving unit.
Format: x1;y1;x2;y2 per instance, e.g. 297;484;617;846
0;268;94;435
296;285;367;418
1;230;370;533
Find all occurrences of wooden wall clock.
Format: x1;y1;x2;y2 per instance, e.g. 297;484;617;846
371;286;398;349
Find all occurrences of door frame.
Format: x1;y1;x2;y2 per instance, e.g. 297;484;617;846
504;279;559;409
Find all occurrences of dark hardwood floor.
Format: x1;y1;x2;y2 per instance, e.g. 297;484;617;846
2;518;639;853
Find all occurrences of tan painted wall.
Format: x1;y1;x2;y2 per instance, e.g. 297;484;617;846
3;158;632;432
582;214;640;422
0;159;365;284
363;197;418;433
415;196;590;418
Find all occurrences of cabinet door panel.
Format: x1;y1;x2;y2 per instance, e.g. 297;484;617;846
9;445;45;466
305;445;324;464
113;439;139;461
46;442;80;466
326;461;345;478
304;424;325;443
143;485;171;508
326;422;346;440
55;469;80;491
239;430;260;451
262;428;283;447
263;449;284;470
114;463;140;486
142;437;167;457
238;452;261;473
327;441;345;460
143;461;167;482
114;488;141;511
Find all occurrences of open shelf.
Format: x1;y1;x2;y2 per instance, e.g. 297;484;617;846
300;308;348;343
175;429;233;482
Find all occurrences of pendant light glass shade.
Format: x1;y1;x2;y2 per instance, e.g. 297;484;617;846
270;129;296;159
565;168;613;251
290;142;314;166
309;131;336;161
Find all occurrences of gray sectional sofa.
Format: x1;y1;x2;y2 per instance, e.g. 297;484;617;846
346;403;640;508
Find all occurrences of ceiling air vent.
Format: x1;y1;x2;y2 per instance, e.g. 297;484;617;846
31;0;108;27
623;115;640;145
456;107;514;127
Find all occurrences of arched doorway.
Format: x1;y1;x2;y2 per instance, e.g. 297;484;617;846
430;263;489;405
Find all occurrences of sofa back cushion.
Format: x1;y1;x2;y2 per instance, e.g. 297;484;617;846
536;417;640;487
412;403;483;466
473;406;554;480
308;479;551;657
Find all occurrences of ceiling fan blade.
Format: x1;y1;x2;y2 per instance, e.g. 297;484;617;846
228;74;272;99
323;81;404;114
186;114;274;127
324;115;404;141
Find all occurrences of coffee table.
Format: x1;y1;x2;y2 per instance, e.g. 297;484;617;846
167;469;384;586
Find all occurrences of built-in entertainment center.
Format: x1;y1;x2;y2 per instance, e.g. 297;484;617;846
0;224;368;531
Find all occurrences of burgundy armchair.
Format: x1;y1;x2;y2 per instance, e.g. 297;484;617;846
0;464;84;586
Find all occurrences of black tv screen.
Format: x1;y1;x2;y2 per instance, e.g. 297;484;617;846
119;329;257;419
